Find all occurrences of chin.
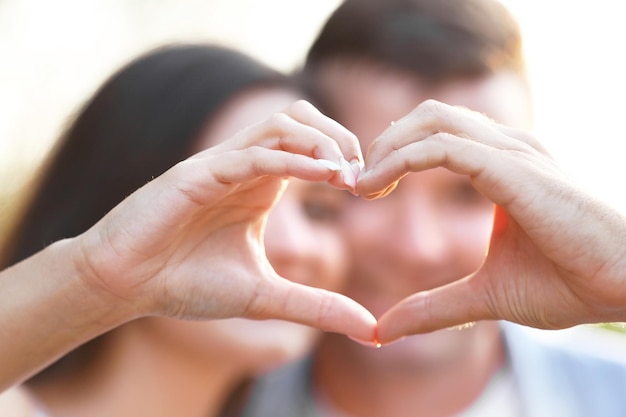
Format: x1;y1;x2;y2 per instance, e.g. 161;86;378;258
217;318;319;370
352;326;480;372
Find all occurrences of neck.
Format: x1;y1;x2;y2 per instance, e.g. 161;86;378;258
313;322;505;417
28;319;250;417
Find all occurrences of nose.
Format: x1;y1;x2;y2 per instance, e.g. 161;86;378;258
386;192;449;266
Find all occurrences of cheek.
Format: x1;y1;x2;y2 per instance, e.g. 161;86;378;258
446;208;495;266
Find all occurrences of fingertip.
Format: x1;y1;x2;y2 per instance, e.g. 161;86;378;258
375;283;486;344
347;334;379;348
340;297;378;342
340;158;357;189
346;317;379;348
350;158;364;179
356;182;398;201
315;159;342;172
376;308;415;344
263;281;377;344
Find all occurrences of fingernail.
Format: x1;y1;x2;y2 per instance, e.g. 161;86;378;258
358;169;372;181
340;158;356;188
373;325;382;348
347;335;381;348
315;159;342;172
350;158;363;180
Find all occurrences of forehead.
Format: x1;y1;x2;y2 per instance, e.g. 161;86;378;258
320;64;532;149
435;71;532;129
195;87;300;151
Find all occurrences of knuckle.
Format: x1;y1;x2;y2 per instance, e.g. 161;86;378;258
267;111;290;129
416;98;448;116
290;99;314;112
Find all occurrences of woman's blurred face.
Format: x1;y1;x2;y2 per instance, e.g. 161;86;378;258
144;87;349;372
200;86;349;291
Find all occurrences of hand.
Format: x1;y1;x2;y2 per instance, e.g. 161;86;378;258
74;100;375;342
357;100;626;344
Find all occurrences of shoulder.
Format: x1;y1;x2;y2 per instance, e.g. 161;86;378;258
503;322;626;368
503;322;626;416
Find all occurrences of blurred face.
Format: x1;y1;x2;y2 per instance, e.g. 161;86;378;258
143;87;348;373
318;62;533;369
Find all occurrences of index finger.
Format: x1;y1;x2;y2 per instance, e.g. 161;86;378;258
363;100;535;169
284;100;364;169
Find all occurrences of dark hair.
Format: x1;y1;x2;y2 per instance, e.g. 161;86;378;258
1;44;289;269
0;43;292;383
302;0;524;102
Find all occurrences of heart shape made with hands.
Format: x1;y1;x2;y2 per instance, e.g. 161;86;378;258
265;168;504;348
235;99;593;347
302;98;615;344
318;104;585;344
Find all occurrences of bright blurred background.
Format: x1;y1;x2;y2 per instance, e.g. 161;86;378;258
1;0;625;225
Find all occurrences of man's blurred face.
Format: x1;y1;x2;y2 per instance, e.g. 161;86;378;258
317;61;533;367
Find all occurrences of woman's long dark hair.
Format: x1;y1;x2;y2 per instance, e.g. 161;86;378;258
1;43;291;383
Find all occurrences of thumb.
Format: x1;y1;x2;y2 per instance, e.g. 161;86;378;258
248;278;377;344
376;276;495;345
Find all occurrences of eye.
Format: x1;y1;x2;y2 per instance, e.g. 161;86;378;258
438;176;490;209
444;178;489;206
302;198;342;223
289;180;348;224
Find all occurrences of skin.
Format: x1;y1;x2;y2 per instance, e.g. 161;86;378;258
4;56;625;417
0;94;375;404
315;60;626;344
312;63;535;417
367;100;626;341
26;88;358;417
156;88;352;374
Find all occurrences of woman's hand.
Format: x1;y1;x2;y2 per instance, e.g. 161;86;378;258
0;100;375;391
75;100;374;341
357;100;626;344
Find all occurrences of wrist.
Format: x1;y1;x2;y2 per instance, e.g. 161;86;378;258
0;237;142;389
61;235;148;324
